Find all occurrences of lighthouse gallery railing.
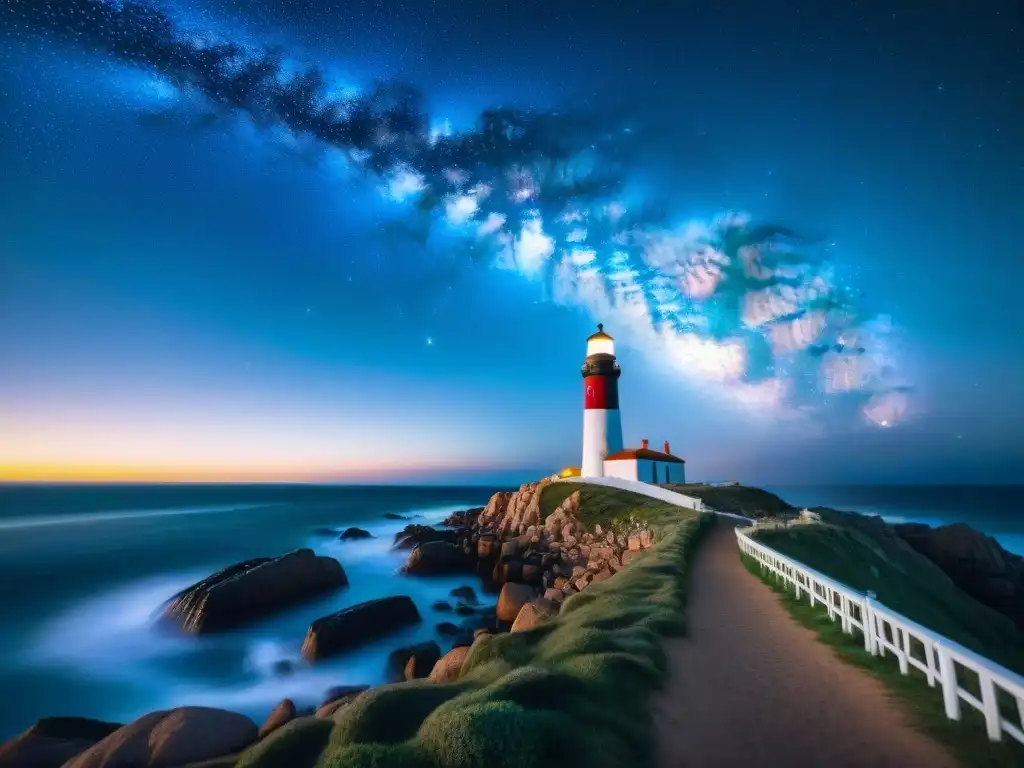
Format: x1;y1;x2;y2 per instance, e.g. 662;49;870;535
735;527;1024;745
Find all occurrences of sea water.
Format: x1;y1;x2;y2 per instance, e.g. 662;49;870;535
0;484;500;739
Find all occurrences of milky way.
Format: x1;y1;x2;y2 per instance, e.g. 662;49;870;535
2;0;912;427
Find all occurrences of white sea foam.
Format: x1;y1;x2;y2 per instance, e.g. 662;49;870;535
0;503;272;531
22;501;489;721
25;571;208;677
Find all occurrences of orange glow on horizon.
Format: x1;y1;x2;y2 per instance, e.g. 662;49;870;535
0;459;506;483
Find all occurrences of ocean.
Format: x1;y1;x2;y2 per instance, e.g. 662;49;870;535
0;482;1021;741
0;484;501;740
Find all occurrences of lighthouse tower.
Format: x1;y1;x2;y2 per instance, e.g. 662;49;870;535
580;324;624;478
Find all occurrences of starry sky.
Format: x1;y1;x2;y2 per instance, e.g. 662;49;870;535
0;0;1021;485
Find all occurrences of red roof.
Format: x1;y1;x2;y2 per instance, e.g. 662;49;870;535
605;448;685;464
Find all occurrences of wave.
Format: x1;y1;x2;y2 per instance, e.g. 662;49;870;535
0;503;274;531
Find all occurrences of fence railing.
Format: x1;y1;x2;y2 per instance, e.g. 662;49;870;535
736;527;1024;745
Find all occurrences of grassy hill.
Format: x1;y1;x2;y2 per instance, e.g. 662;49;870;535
661;484;795;519
755;511;1024;674
540;482;700;537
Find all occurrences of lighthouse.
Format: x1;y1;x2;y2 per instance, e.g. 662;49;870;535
580;324;624;477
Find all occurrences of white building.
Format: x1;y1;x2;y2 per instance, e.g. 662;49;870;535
603;439;686;484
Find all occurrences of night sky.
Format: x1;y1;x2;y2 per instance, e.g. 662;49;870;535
1;0;1021;485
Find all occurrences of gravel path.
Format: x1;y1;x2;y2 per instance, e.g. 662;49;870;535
653;523;957;768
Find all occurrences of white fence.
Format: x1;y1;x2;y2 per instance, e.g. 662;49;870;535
736;527;1024;745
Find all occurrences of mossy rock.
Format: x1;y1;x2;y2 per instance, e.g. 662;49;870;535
317;741;432;768
329;681;468;748
235;716;333;768
417;700;555;768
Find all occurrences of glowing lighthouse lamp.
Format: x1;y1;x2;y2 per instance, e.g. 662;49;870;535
580;324;624;478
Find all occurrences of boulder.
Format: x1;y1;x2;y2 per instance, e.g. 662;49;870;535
301;596;421;661
628;535;642;552
639;529;654;549
383;512;408;520
621;550;640;567
511;598;558;632
393;524;458;549
893;522;1024;630
450;586;478;604
428;646;471;683
432;600;452;612
388;641;442;681
258;699;295;739
591;568;613;585
476;534;500;559
163;550;348;634
497;583;535;622
0;717;122;768
441;507;483;528
315;686;369;719
63;707;257;768
403;542;474;575
543;588;565;603
339;527;373;541
454;604;475;616
436;621;460;636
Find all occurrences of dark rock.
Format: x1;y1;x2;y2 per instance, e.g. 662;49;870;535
0;717;122;768
454;603;475;616
893;522;1024;630
441;507;484;528
387;641;442;681
62;707;257;768
163;550;348;634
272;659;296;676
383;513;408;520
431;600;453;612
436;621;460;636
301;596;421;661
393;524;458;549
450;586;478;604
403;542;474;575
339;527;373;541
477;534;500;560
258;699;296;739
494;558;524;584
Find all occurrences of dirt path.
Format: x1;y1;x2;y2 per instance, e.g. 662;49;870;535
653;524;957;768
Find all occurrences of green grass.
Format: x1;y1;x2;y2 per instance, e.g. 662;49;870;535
661;484;795;518
742;554;1024;768
755;520;1024;674
539;482;700;538
213;484;711;768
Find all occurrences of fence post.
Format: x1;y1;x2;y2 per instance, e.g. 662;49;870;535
864;592;878;655
935;642;961;721
979;671;1003;741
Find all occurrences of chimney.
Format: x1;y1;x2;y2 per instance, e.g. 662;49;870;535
664;441;671;455
641;438;649;450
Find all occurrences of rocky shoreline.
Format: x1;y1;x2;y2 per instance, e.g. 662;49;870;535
1;476;660;768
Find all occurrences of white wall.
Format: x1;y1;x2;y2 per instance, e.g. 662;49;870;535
633;459;686;484
556;475;706;512
602;458;638;481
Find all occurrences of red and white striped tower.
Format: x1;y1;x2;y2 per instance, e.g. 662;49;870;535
581;324;624;477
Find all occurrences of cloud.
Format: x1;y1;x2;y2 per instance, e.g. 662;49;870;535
5;0;914;426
